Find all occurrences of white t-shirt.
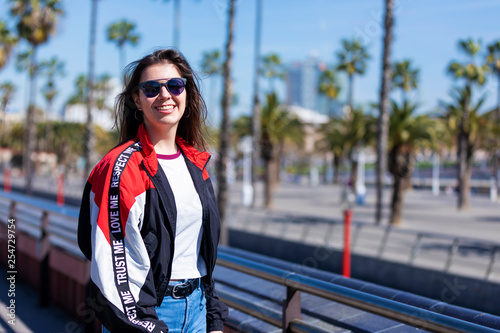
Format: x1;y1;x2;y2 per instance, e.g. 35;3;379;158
157;149;207;279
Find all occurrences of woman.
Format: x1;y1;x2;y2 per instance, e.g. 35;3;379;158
78;49;228;333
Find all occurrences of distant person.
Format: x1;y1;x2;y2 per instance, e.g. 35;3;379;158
78;49;228;333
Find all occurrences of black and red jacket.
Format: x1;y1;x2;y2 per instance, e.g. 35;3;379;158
78;124;228;332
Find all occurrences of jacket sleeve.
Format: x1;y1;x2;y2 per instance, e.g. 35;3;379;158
204;177;229;331
204;276;229;332
78;158;168;333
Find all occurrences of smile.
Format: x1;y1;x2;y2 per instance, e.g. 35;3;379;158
155;105;175;111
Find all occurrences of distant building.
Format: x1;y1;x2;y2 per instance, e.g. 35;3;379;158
287;56;325;112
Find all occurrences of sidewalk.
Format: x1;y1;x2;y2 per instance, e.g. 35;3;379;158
228;181;500;243
0;269;82;333
226;181;500;282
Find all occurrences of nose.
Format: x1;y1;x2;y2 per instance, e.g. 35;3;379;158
158;85;171;99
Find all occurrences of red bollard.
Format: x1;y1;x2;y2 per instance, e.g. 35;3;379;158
4;166;11;193
57;174;65;206
342;209;352;278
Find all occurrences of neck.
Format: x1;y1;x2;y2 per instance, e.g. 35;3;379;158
145;123;178;155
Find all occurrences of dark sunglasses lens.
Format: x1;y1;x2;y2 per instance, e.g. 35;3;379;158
141;81;161;97
167;78;185;95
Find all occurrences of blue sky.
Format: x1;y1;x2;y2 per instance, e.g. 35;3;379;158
1;0;499;126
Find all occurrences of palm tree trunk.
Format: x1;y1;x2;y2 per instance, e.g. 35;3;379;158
347;74;354;111
494;72;500;196
351;159;358;193
376;0;394;224
390;175;404;225
251;0;262;207
216;0;235;246
84;0;98;178
173;0;180;48
333;153;340;184
264;158;272;208
119;45;125;76
457;86;470;210
23;47;38;195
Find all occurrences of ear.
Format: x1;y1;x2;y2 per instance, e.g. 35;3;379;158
132;91;142;110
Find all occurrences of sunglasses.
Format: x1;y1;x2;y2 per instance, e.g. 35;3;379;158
138;78;187;97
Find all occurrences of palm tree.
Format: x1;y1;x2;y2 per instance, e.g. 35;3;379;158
486;40;500;197
344;106;372;193
9;0;64;195
0;82;15;147
200;49;222;125
375;0;394;225
438;87;489;204
336;38;370;110
257;92;304;207
318;67;342;117
67;74;87;105
40;56;65;152
251;0;263;208
216;0;235;246
84;0;98;178
317;69;342;183
0;20;18;71
392;60;419;104
317;118;344;185
388;100;442;225
107;19;140;74
262;53;286;93
448;38;489;210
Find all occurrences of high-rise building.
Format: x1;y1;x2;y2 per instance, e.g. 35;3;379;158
286;56;324;112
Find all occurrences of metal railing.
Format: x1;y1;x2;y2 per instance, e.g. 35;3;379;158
216;247;500;333
2;191;500;333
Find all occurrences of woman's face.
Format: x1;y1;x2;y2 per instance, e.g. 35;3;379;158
133;62;187;135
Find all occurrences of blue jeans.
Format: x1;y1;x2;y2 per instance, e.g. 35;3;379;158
102;279;206;333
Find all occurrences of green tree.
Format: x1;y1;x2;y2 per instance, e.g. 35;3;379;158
486;40;500;196
448;38;489;210
216;0;235;246
9;0;64;194
318;67;342;117
52;121;85;176
392;59;419;104
235;92;304;208
0;82;15;147
40;56;65;152
262;53;286;93
376;0;394;225
388;100;442;225
438;87;489;203
0;20;18;71
67;73;112;111
336;38;370;110
107;19;140;74
67;74;87;105
317;118;345;185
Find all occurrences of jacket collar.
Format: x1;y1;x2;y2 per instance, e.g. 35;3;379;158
136;124;211;179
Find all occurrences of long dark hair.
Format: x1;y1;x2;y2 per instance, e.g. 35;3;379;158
115;49;208;150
